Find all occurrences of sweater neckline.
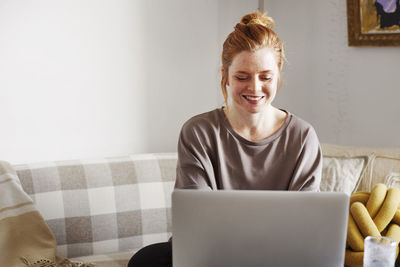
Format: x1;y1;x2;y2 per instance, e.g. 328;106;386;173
217;107;293;146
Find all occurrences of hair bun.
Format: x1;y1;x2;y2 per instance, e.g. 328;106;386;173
240;12;274;29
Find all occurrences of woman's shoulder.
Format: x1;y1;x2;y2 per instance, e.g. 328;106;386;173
285;111;319;140
181;108;223;134
178;108;225;148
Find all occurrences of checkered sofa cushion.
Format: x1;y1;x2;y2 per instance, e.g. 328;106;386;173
13;153;177;258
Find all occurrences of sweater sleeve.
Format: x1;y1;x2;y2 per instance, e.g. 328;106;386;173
288;126;322;191
174;121;213;190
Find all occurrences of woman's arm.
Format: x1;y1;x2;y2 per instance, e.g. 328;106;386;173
174;122;214;190
288;126;323;191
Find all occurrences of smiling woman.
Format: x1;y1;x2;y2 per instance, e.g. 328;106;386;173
174;11;322;191
128;10;323;267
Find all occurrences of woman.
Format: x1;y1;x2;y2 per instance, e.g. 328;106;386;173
128;11;322;267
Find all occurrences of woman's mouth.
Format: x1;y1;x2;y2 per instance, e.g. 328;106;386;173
243;95;265;104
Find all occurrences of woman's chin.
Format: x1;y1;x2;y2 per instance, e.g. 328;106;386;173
230;99;273;115
244;101;273;113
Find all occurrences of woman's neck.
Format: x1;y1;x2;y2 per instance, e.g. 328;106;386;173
224;105;286;142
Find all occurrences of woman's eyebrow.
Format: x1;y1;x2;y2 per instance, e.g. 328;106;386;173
259;70;274;73
235;70;273;74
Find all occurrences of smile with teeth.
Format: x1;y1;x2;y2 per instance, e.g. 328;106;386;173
243;95;264;101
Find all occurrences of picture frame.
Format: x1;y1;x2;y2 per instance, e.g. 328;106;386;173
346;0;400;46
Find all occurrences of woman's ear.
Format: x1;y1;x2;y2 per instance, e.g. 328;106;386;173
222;67;229;86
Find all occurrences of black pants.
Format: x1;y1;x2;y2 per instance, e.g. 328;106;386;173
128;242;172;267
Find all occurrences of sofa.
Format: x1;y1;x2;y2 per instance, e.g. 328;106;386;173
2;143;400;266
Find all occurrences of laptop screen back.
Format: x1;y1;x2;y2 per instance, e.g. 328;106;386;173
172;190;349;267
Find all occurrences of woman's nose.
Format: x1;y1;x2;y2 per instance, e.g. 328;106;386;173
248;78;262;92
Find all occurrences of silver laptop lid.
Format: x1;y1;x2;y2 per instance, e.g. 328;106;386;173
172;190;349;267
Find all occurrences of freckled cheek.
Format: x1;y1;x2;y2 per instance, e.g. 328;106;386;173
230;83;247;95
267;82;278;92
262;85;277;98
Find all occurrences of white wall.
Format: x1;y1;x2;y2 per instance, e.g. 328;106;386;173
265;0;400;147
1;0;252;164
0;0;150;163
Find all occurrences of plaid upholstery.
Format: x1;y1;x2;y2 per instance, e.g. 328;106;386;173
14;153;177;258
71;249;136;267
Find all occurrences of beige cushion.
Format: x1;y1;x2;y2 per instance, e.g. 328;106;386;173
321;144;373;193
321;156;367;194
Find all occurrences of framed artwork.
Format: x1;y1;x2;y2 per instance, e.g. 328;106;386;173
347;0;400;46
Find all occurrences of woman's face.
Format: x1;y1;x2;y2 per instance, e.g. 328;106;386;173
227;47;279;115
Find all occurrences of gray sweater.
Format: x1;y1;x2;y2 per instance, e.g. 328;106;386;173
175;108;322;191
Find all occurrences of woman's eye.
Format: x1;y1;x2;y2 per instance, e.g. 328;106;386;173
236;76;247;81
260;76;272;81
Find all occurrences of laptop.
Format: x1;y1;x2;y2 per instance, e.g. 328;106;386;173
172;190;349;267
